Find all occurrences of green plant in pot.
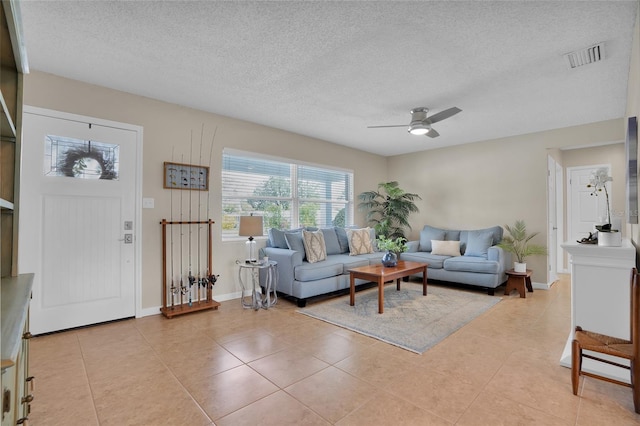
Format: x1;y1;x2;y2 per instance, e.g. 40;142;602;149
358;181;421;240
376;235;408;267
497;220;547;273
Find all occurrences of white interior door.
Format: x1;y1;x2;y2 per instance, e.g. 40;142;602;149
567;165;611;244
20;109;139;334
547;156;558;283
555;161;565;272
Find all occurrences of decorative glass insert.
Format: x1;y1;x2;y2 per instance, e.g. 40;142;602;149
44;135;119;180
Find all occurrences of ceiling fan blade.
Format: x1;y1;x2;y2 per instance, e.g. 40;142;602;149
367;125;408;128
427;107;461;124
426;128;440;138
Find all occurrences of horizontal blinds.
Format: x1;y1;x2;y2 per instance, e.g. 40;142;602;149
222;152;353;237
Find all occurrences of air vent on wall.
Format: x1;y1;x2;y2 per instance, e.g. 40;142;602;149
564;43;605;69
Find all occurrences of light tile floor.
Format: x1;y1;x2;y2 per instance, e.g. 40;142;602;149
29;274;640;425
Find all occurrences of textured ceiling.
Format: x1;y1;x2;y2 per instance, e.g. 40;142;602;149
19;1;639;156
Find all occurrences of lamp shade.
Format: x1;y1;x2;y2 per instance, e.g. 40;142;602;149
238;215;263;237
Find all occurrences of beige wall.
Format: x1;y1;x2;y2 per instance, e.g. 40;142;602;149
23;71;387;311
387;119;624;284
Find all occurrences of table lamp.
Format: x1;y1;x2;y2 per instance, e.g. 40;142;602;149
238;214;263;262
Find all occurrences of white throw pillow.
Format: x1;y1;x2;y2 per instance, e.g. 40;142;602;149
431;240;461;256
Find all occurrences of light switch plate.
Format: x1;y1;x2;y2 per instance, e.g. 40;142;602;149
142;198;154;209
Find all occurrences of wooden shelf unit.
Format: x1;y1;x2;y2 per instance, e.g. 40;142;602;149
1;1;32;424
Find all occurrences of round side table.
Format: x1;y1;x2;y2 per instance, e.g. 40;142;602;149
236;260;278;310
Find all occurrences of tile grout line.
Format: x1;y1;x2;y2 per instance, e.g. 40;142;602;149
133;322;216;424
76;331;103;426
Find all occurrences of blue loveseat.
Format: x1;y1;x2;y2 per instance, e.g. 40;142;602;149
400;224;509;295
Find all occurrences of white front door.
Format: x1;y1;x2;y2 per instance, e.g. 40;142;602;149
20;108;140;334
567;165;611;245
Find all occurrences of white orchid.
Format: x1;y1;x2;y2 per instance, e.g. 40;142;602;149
587;167;613;228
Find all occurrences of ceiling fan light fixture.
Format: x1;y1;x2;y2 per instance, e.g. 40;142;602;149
408;122;430;135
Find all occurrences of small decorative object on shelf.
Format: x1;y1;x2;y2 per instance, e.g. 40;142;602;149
587;168;621;247
577;232;598;245
376;235;408;267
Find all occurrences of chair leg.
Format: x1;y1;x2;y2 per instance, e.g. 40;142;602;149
632;359;640;414
572;339;581;395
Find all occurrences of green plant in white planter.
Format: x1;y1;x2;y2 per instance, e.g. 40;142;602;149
497;220;547;273
376;235;408;267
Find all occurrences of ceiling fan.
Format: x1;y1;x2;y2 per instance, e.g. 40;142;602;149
368;107;462;138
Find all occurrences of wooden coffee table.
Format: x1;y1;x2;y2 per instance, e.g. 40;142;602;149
348;261;428;314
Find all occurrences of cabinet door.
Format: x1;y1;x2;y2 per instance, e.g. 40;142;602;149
1;364;17;426
17;318;32;421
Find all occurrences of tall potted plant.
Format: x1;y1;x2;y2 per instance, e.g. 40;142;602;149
358;181;421;240
498;220;547;273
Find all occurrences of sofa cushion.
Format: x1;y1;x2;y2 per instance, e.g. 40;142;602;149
368;227;378;251
334;254;372;271
443;256;500;274
445;230;461;241
347;228;374;255
419;225;446;252
269;227;304;248
268;228;288;248
321;228;341;255
285;231;306;258
335;227;350;253
431;240;461;257
464;230;494;258
400;251;448;269
302;230;327;263
294;257;345;281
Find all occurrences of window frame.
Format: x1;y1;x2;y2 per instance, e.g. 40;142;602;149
221;148;354;240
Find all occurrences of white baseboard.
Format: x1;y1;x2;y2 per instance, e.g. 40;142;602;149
136;291;243;318
533;281;552;290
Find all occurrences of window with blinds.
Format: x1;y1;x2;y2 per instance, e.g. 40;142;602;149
222;150;354;239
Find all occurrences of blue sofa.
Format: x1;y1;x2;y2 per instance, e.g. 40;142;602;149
260;227;384;307
260;224;509;306
400;225;509;295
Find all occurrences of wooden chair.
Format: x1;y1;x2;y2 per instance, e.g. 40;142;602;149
571;267;640;413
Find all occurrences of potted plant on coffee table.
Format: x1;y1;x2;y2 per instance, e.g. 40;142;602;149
376;235;408;267
498;220;547;273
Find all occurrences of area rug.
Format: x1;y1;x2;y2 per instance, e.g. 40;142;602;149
297;283;501;354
